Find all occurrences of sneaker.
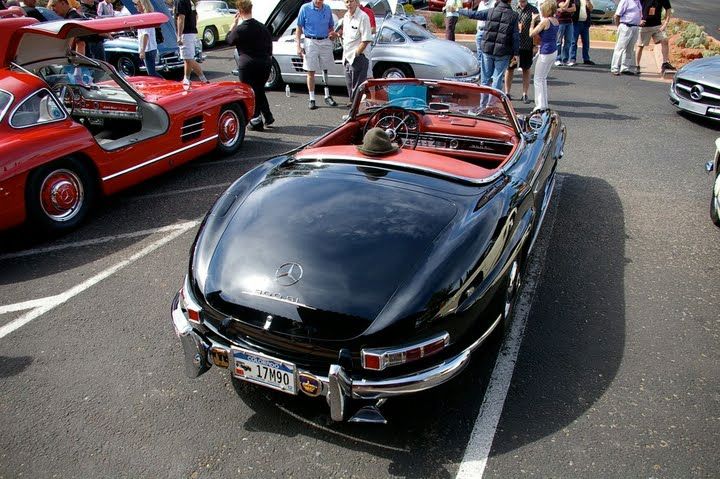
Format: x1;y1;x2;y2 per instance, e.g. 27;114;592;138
324;96;338;107
611;70;620;76
554;60;563;66
182;78;190;90
248;117;264;131
506;93;513;100
522;93;530;104
620;69;636;76
661;62;676;71
308;99;317;110
198;75;210;84
583;60;596;65
566;61;576;67
264;114;275;126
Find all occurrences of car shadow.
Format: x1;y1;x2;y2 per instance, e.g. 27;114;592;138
0;355;33;378
677;111;720;131
226;174;626;477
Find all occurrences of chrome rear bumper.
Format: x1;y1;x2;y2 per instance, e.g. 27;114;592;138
171;292;501;422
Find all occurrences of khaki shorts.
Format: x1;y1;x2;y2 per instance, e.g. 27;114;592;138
638;25;667;46
179;33;196;60
302;38;334;72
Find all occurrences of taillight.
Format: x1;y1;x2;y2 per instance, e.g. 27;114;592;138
361;333;450;371
180;276;202;324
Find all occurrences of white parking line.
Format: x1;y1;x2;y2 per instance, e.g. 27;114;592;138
456;176;563;479
0;221;199;261
0;220;199;339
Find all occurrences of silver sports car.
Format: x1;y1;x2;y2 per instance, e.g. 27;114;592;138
669;55;720;121
250;0;480;89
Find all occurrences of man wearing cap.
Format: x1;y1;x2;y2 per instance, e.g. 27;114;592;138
296;0;338;110
337;0;372;101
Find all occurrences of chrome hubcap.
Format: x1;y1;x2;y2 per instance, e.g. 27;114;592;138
40;169;84;221
383;69;405;79
219;110;240;147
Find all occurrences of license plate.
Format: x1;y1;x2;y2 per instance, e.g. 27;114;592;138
679;98;707;115
232;347;297;395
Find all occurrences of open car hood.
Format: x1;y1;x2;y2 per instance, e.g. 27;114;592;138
2;12;167;67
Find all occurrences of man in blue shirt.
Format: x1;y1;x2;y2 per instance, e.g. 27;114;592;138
296;0;337;109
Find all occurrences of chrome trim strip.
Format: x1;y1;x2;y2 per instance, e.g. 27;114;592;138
419;131;514;147
74;108;140;120
298;154;510;184
240;290;317;310
181;128;205;137
102;135;218;181
182;120;205;129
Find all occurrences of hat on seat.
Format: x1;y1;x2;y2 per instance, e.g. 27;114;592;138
357;127;400;156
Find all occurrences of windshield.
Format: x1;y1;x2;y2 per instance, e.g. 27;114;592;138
356;81;513;126
401;21;433;41
197;1;226;12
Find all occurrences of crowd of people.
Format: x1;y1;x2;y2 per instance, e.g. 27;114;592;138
0;0;680;126
448;0;676;112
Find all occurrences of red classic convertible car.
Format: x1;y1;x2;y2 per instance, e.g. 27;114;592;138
0;14;254;232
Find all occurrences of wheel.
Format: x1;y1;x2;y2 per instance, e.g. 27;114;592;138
502;258;522;326
115;55;138;76
264;58;282;90
375;63;413;80
711;160;720;227
216;104;246;156
202;26;218;49
26;158;96;233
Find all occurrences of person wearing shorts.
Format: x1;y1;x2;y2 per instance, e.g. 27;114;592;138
296;0;337;110
175;0;208;88
505;0;537;103
636;0;675;73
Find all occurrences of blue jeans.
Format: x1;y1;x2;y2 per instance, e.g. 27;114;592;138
570;19;591;62
475;32;485;79
481;54;511;91
143;50;161;77
556;23;574;63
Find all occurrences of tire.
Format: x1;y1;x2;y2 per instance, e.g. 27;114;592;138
264;58;282;90
25;158;96;233
711;160;720;227
216;104;246;156
202;26;218;49
375;63;413;80
115;55;138;76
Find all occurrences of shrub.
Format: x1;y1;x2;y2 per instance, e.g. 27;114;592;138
430;12;444;29
676;23;709;49
403;4;415;14
456;17;477;34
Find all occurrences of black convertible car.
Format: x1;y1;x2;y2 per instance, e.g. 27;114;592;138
171;79;566;423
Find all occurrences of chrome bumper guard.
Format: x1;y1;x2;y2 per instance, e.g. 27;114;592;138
171;292;502;422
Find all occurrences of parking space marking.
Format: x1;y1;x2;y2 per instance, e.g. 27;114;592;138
0;221;199;261
0;220;198;339
456;176;563;479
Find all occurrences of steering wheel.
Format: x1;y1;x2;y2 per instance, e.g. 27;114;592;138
51;82;76;116
364;106;421;150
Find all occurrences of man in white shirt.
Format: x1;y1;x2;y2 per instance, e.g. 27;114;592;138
336;0;372;101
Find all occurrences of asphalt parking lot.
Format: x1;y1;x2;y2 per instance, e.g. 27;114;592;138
1;42;719;478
